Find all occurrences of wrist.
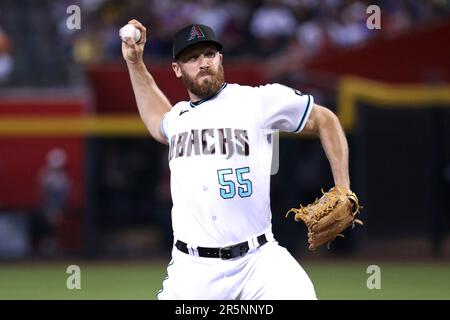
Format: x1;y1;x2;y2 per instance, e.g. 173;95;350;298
334;185;351;194
334;180;350;189
126;59;146;69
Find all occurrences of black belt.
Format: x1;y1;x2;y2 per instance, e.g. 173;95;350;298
175;234;268;260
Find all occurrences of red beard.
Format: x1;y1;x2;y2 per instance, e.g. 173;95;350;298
181;64;225;100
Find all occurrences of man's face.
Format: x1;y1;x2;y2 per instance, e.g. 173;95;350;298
172;43;225;100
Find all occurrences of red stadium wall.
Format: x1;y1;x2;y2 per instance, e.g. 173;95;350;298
86;21;450;118
305;21;450;84
87;61;267;113
0;99;86;211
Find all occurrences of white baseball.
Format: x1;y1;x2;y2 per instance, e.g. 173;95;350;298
119;24;141;43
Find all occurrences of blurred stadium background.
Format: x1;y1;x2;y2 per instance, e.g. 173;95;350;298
0;0;449;299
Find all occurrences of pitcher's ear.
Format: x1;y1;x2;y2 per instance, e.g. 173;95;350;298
172;62;182;78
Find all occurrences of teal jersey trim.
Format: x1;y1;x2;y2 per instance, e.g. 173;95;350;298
293;94;312;133
190;82;228;108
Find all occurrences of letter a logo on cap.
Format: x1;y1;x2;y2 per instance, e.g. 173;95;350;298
188;25;206;41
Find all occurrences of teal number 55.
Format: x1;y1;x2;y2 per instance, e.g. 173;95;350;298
217;167;253;199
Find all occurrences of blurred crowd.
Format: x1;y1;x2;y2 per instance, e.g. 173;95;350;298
0;0;448;87
57;0;449;64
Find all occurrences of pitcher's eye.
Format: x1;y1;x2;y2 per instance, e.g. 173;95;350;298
188;55;199;62
205;50;216;58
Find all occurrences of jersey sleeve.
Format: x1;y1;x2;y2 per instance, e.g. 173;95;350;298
160;112;170;142
160;102;184;142
257;83;314;133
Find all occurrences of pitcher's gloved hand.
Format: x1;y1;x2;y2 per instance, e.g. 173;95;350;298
286;186;363;251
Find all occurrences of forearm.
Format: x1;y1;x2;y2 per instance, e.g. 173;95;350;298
318;111;350;189
127;61;171;141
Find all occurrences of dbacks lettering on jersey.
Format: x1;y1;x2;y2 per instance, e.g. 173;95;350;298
169;128;249;161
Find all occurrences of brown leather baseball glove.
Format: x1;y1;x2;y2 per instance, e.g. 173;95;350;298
286;186;363;251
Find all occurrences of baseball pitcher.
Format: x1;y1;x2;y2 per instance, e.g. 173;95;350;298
121;21;361;300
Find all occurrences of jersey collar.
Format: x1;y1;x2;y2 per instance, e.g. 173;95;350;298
190;82;227;108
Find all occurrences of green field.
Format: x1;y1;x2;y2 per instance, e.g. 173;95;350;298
0;260;449;299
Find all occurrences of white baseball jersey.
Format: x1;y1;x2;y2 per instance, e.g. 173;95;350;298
160;82;313;247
